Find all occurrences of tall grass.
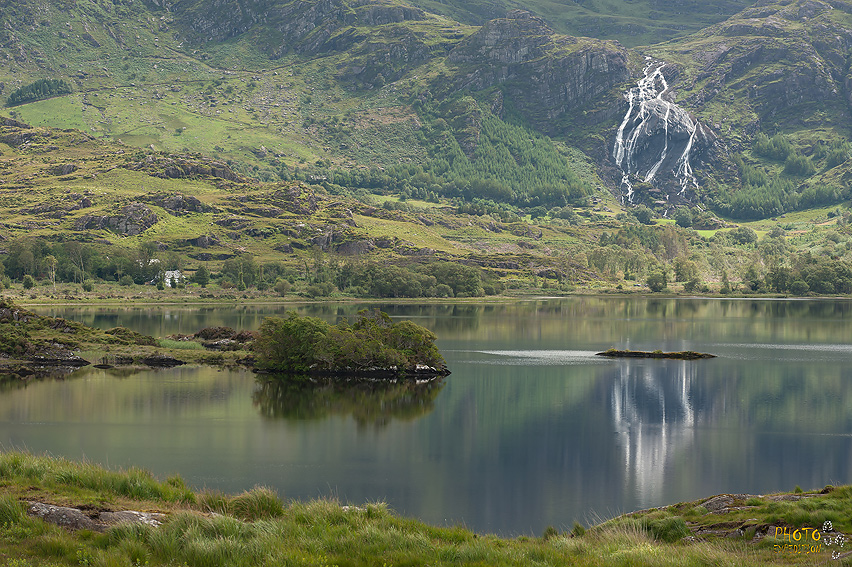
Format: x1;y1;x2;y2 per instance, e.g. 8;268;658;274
0;451;847;566
0;451;195;504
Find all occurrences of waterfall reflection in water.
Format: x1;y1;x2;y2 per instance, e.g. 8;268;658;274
16;298;852;535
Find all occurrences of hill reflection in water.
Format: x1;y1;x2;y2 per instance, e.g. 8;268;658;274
252;378;445;428
14;298;852;535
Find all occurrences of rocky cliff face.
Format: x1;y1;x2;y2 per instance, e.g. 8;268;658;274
336;25;433;85
446;11;630;134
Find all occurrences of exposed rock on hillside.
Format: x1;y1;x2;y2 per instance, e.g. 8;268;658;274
227;184;320;216
143;193;216;215
125;155;244;182
667;0;852;128
612;62;718;203
446;11;630;134
163;0;424;55
186;234;221;248
73;203;158;235
337;25;432;85
49;163;78;176
21;194;93;218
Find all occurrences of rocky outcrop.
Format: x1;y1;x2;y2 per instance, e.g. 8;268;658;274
337;25;432;85
336;239;374;255
449;10;553;65
674;0;852;125
49;163;78;176
446;11;630;134
352;1;424;26
187;234;221;248
165;0;353;50
227;184;320;216
73;203;158;235
20;194;93;218
0;117;32;129
0;125;39;147
125;155;244;182
143;193;215;215
612;62;718;202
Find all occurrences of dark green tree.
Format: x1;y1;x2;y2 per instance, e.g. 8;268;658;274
646;269;667;292
193;265;210;288
790;280;809;296
720;270;732;294
673;208;693;228
633;205;654;225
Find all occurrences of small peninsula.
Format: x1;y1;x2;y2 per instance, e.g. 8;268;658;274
0;299;449;380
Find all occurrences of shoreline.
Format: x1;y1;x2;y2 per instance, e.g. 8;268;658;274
0;450;845;566
14;291;852;309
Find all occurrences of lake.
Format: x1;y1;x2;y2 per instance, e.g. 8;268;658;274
5;297;852;536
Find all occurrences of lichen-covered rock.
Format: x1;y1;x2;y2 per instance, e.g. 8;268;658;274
28;502;98;531
100;510;166;527
27;502;166;532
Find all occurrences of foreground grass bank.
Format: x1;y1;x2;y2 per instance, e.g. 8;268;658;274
0;451;847;566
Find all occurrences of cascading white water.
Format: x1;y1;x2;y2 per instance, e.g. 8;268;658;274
613;59;701;203
675;124;699;195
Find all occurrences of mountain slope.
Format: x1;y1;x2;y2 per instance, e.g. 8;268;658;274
645;0;852;217
1;0;851;221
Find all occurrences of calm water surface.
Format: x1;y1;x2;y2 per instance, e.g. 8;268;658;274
5;298;851;535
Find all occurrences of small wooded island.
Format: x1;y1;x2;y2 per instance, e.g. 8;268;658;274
596;348;716;360
254;309;450;378
0;299;449;380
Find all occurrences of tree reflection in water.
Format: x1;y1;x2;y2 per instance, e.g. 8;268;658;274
252;377;446;428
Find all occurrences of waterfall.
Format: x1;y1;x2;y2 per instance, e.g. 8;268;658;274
675;123;700;195
612;59;701;203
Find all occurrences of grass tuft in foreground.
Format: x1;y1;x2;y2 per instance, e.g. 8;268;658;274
0;451;848;566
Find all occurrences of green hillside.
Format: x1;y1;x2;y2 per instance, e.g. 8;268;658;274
651;0;852;219
0;0;851;296
0;114;851;300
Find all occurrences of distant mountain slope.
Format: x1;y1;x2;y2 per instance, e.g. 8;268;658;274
0;0;850;219
402;0;758;46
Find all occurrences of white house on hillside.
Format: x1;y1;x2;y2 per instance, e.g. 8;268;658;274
149;270;184;287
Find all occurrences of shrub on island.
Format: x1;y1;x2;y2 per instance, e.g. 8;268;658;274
254;310;449;378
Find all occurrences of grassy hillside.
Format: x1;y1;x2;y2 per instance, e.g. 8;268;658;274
1;115;852;300
3;0;850;222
